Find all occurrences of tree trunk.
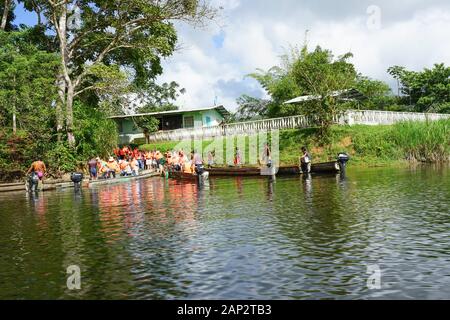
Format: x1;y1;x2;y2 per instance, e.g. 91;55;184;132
12;73;16;135
66;84;76;146
12;108;16;135
56;73;66;141
1;0;10;30
35;6;42;25
55;5;76;146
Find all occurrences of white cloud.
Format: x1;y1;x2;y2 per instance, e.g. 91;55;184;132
159;1;450;112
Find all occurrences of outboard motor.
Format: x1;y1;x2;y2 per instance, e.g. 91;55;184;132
71;172;84;190
195;164;205;176
27;172;40;193
337;153;350;175
195;164;209;185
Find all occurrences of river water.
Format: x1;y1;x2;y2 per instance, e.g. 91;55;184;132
0;165;449;300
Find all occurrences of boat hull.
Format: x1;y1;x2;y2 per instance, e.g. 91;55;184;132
207;167;261;176
278;162;341;175
208;162;341;176
168;171;209;183
86;171;159;188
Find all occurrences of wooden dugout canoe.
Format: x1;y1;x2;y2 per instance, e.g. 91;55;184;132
278;161;341;175
168;170;210;183
86;171;160;188
207;161;341;177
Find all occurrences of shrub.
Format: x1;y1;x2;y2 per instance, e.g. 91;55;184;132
45;142;78;175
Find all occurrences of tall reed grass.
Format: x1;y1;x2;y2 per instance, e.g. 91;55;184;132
390;119;450;162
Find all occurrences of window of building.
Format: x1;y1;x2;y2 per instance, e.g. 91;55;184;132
205;116;212;126
184;116;194;128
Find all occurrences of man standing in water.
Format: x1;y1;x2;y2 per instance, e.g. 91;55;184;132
26;159;47;191
300;147;311;174
88;158;98;180
262;143;272;168
193;150;203;173
27;160;47;179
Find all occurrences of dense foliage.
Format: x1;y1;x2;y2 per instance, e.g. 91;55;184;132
0;1;216;180
0;30;119;178
388;64;450;113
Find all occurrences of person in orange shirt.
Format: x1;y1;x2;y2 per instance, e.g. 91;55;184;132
155;150;163;173
171;151;179;170
144;151;152;170
130;157;139;176
183;160;192;174
106;157;119;178
166;152;172;166
119;159;129;176
26;160;46;180
122;146;129;157
97;157;109;179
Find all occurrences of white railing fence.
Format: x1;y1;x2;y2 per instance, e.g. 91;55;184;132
120;110;450;143
342;110;450;126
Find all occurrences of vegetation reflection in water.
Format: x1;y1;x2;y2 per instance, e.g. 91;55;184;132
0;165;449;299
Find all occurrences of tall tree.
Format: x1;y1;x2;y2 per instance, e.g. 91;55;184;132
388;63;450;113
0;29;59;134
0;0;16;31
355;75;394;110
20;0;45;25
290;46;357;133
234;95;270;121
248;45;358;138
38;0;216;146
134;116;160;144
1;0;10;30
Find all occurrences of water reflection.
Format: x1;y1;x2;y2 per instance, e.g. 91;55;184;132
267;177;275;201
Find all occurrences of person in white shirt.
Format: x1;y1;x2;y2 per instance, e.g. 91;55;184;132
300;147;311;173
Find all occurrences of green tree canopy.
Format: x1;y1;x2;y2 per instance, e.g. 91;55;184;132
355;75;395;110
234;95;270;121
14;0;217;145
247;45;359;138
0;29;59;134
388;63;450;113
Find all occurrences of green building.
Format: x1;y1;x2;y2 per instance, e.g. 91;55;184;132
109;105;230;144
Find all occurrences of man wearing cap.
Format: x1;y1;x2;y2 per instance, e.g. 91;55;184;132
106;157;120;179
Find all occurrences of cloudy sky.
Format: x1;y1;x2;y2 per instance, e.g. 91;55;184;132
15;0;450;111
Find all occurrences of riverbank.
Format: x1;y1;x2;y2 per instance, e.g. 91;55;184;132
1;119;448;183
140;119;450;167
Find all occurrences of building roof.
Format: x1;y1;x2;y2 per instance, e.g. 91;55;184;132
108;105;230;119
284;89;366;104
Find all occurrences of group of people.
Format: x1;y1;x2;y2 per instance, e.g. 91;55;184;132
87;146;215;180
165;149;208;175
24;145;312;183
112;146;165;171
88;146;168;180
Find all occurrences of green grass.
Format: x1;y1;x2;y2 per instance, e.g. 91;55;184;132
140;119;450;167
391;120;450;162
